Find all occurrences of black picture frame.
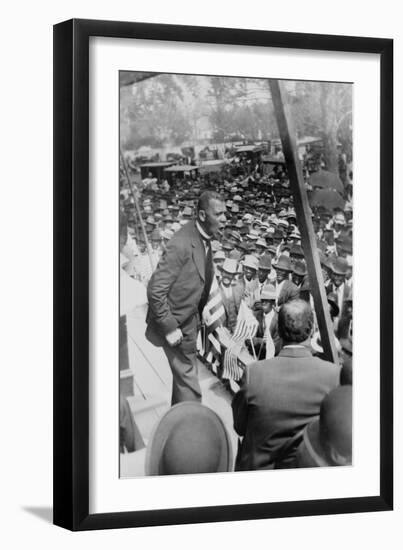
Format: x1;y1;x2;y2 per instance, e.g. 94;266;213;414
53;18;393;531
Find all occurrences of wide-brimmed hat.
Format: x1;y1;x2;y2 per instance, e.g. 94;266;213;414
246;230;259;241
333;212;346;225
151;228;161;240
318;251;332;270
256;238;268;249
242;254;259;271
261;284;276;301
221;241;234;251
293;260;307;277
290;243;304;258
161;229;174;240
301;386;352;467
331;257;348;275
228;249;242;261
145;403;233;476
273;254;293;272
258;253;272;271
182;206;193;217
219;258;240;275
213;250;226;262
211;240;222;252
230;230;242;243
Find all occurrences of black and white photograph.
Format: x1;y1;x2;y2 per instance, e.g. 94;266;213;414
119;72;353;478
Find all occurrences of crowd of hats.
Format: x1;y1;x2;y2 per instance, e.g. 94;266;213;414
120;161;353;290
120;163;354;473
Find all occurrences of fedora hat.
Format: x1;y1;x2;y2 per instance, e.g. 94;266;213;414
260;284;276;301
290;243;304;258
221;241;234;251
228;249;242;261
151;229;161;241
161;229;174;240
246;230;259;240
211;240;222;252
331;257;348;275
301;386;352;467
256;238;268;249
293;260;307;277
182;206;193;217
145;403;233;476
273;254;293;272
213;250;226;262
242;254;259;271
258;253;272;271
318;251;332;270
333;212;346;225
220;258;240;275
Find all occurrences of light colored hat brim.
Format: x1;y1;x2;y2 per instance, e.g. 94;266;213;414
145;403;233;476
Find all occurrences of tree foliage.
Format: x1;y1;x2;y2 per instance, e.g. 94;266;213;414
120;73;352;169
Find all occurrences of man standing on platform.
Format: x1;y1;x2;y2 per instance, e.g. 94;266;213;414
146;191;226;405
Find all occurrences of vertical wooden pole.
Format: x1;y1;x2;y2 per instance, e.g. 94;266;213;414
269;79;338;364
120;149;155;271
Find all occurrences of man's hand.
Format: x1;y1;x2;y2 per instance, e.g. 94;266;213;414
165;328;183;347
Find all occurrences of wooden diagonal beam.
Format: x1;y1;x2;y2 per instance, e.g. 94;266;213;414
269;79;339;364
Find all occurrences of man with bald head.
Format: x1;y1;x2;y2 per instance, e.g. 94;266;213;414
232;299;340;471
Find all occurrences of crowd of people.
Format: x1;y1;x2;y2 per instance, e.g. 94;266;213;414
120;152;353;472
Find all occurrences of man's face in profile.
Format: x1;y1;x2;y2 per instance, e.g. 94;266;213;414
200;199;226;237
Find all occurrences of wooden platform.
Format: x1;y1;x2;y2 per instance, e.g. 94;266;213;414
120;307;239;477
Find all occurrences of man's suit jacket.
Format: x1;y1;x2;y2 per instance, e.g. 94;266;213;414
232;346;340;470
146;221;207;346
219;282;244;333
277;279;299;307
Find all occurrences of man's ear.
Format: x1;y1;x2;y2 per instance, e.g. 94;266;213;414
198;209;206;222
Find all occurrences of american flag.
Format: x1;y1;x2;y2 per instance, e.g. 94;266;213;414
222;301;259;381
199;276;226;373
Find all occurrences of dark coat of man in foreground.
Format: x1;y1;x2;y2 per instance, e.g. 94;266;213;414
146;191;226;405
232;299;341;470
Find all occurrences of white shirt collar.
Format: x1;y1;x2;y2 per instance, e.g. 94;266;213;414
196;220;211;241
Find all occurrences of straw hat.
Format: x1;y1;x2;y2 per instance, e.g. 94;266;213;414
273;254;293;272
242;254;259;271
219;258;240;275
260;284;276;301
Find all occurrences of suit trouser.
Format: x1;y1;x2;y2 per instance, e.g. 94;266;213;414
162;316;202;405
163;343;202;405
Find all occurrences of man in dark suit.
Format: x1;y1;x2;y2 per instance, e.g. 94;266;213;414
146;191;226;405
272;254;299;307
232;299;340;470
218;258;244;334
249;284;281;359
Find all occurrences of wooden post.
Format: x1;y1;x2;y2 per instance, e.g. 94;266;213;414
269;79;339;364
